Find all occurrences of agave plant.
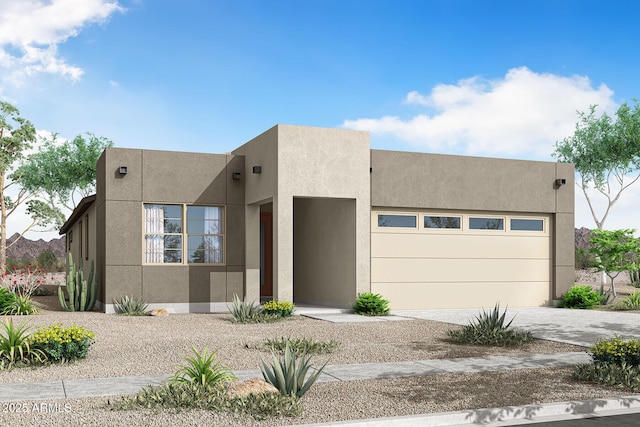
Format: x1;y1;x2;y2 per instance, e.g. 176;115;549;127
228;294;263;323
472;303;514;330
0;317;45;365
261;342;327;398
447;303;533;346
113;295;149;316
172;346;236;387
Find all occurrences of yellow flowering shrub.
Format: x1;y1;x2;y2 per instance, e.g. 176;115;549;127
30;323;95;362
590;335;640;367
262;300;295;317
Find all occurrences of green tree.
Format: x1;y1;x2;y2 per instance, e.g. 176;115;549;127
36;249;58;272
589;229;640;297
0;101;37;275
14;133;113;227
553;102;640;229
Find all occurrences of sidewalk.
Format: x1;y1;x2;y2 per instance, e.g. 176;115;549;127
0;351;591;402
3;307;640;425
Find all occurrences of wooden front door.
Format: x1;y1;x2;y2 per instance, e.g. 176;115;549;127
260;212;273;300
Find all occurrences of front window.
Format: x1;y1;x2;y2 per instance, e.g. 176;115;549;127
144;204;225;264
187;206;224;263
144;204;183;263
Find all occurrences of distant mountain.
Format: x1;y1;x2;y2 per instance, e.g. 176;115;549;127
5;233;66;261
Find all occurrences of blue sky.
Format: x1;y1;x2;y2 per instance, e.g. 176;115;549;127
2;0;640;240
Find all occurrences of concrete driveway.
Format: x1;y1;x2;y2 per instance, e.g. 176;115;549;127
393;307;640;347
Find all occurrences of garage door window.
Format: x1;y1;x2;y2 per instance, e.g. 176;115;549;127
511;218;544;231
469;217;504;230
424;216;461;229
378;214;416;228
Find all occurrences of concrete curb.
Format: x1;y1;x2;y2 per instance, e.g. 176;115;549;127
290;395;640;426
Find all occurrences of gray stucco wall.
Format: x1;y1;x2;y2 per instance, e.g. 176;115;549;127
371;149;575;300
95;147;245;312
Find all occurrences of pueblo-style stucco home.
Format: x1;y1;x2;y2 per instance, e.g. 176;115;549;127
60;124;575;313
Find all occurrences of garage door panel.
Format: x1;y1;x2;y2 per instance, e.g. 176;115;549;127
372;282;550;309
372;233;549;259
372;258;550;283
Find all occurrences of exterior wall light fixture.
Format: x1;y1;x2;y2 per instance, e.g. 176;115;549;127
252;166;262;174
119;166;128;175
232;172;242;180
554;178;566;188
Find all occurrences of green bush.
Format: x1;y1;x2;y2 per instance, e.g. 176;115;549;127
4;294;38;315
560;285;600;309
573;362;640;392
227;294;279;323
588;335;640;367
575;247;595;270
352;292;390;316
111;382;301;420
113;295;149;316
447;304;533;346
0;288;17;314
171;347;236;387
262;300;295;318
248;336;340;356
30;323;95;362
261;342;326;398
0;318;45;367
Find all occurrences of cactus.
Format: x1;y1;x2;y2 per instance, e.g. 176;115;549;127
58;253;98;312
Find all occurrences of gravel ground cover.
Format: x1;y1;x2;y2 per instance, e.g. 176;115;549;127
0;285;631;426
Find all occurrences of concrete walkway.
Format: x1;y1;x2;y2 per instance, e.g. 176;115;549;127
2;307;640;426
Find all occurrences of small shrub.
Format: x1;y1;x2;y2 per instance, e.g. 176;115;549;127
560;285;600;309
248;336;340;356
589;335;640;367
447;304;533;346
4;294;39;315
0;288;17;314
573;362;640;392
0;318;45;366
619;290;640;310
113;295;149;316
30;323;95;362
111;382;301;420
575;247;594;270
352;292;390;316
227;294;279;323
172;347;236;387
262;300;295;318
261;342;326;398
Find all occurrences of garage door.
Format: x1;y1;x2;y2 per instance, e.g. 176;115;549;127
371;210;551;309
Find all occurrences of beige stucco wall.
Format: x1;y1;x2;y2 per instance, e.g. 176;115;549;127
94;147;245;312
234;125;371;305
293;198;357;307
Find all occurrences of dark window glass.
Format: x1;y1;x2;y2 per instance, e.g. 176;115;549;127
511;219;544;231
469;217;504;230
378;214;416;228
424;216;461;229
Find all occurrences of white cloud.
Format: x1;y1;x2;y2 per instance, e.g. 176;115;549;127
0;0;124;83
343;67;617;159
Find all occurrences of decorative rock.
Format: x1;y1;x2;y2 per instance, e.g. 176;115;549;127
225;378;279;398
148;308;169;316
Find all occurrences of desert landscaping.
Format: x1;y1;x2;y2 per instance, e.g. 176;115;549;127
0;269;636;426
